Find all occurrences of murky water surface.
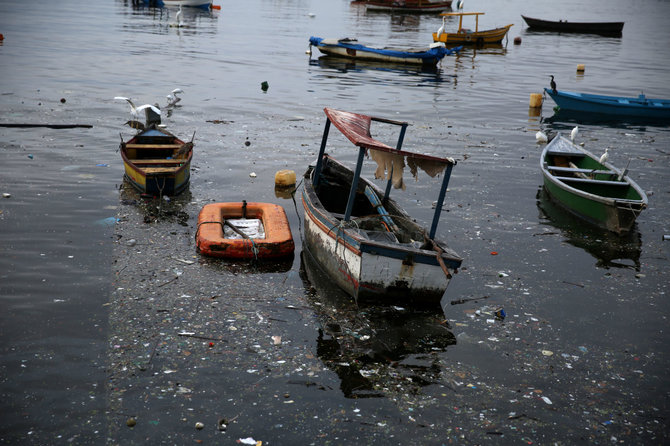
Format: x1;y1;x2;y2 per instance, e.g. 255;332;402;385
1;0;669;443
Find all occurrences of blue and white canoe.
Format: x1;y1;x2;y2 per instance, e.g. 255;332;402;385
545;88;670;120
309;37;461;65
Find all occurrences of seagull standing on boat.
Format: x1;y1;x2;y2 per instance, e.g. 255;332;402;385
114;96;161;121
114;96;161;120
166;88;184;107
550;75;557;94
599;148;609;164
436;18;446;39
570;125;578;142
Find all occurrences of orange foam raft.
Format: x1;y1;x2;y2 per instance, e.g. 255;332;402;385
196;202;294;259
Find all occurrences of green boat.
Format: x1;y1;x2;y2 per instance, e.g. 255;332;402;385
540;134;647;234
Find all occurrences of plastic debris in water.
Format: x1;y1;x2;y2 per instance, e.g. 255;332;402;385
96;217;118;226
495;308;506;320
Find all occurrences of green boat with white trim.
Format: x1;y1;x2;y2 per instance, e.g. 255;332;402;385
540;134;647;234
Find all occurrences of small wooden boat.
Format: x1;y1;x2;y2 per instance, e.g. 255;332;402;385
302;107;462;306
120;124;193;196
522;15;623;36
196;202;294;259
545;88;670;120
432;12;513;45
352;0;453;13
308;37;461;65
540;134;647;234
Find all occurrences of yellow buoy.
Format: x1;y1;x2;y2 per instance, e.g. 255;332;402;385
577;64;585;73
274;169;296;188
529;93;543;108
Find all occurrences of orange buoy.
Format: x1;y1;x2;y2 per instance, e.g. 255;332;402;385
196;202;294;259
275;169;296;187
529;93;543;108
576;64;585;73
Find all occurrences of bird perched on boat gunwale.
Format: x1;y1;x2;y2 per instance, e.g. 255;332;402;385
549;75;557;94
599;148;609;164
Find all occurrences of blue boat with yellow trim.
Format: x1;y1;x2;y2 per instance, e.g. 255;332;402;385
120;125;193;196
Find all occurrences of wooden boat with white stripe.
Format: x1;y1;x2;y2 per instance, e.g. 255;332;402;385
302;107;462;306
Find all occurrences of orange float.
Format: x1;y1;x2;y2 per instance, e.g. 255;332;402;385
196;201;294;259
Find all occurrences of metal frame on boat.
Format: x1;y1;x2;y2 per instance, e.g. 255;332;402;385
302;107;462;306
308;37;460;65
540;134;647;234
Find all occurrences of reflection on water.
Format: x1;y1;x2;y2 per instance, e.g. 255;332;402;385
536;187;642;270
543;108;670;128
310;54;437;74
119;180;192;224
118;0;218;35
300;249;456;398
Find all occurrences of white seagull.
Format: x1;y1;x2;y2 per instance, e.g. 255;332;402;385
436;18;446;39
599;148;609;164
166;88;184;107
536;130;548;143
170;5;184;27
570;125;579;142
114;96;161;119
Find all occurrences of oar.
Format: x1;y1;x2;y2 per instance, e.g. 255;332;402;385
618;158;632;181
223;220;250;239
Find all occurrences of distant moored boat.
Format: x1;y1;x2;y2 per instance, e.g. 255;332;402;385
522;15;624;36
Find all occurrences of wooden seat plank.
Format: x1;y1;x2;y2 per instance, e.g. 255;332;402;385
125;143;183;149
547;165;615;175
131;159;185;165
555;176;628;187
